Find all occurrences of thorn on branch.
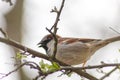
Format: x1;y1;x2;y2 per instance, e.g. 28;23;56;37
96;68;106;74
46;27;53;35
50;6;59;13
0;28;8;38
101;61;106;65
2;0;13;6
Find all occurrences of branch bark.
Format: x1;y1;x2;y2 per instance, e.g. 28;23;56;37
0;37;49;60
61;63;120;70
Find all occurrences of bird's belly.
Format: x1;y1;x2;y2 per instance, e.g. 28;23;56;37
56;51;91;65
55;43;92;65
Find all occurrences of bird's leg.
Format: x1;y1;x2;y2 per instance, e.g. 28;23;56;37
82;61;87;72
82;61;87;67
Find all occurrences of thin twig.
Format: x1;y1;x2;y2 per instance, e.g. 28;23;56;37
0;37;50;60
52;0;65;60
46;27;58;60
109;27;120;34
46;0;65;60
0;61;42;79
99;67;118;80
50;0;65;31
61;63;120;70
0;28;8;38
2;0;13;6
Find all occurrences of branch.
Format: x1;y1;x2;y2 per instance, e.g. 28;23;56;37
46;0;65;60
0;37;49;60
99;67;118;80
61;63;120;70
0;28;8;38
109;27;120;34
50;0;65;31
52;0;65;60
2;0;13;6
60;63;120;80
0;61;42;79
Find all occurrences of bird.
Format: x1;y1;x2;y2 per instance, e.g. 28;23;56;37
38;34;120;65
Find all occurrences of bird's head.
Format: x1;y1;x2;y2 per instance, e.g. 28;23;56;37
38;34;60;51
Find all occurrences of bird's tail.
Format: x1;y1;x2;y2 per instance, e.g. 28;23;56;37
104;36;120;43
92;36;120;51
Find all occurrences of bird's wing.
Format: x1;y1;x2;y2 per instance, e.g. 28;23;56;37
58;37;101;44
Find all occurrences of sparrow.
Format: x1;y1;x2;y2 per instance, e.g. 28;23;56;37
38;34;120;65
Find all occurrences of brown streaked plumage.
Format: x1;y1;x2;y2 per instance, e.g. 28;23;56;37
38;34;120;65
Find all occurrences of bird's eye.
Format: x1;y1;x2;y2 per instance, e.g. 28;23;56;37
47;37;52;40
47;36;52;40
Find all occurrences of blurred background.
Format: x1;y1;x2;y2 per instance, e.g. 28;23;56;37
0;0;120;80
